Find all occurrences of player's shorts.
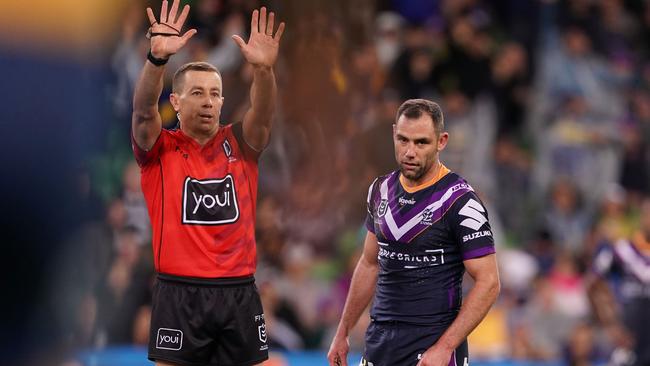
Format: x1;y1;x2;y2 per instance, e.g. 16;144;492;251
361;319;469;366
622;299;650;366
148;273;269;366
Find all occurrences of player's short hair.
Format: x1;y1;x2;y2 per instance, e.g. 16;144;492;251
172;61;222;93
396;99;444;134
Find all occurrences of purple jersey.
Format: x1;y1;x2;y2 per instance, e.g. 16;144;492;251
593;240;650;302
365;170;495;325
593;239;650;365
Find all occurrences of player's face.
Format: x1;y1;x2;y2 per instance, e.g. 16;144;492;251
172;70;224;136
393;114;448;183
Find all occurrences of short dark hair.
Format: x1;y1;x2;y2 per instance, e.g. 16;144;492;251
396;99;444;134
172;61;222;93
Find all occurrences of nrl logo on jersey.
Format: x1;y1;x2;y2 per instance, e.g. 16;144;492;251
377;199;388;217
222;139;237;162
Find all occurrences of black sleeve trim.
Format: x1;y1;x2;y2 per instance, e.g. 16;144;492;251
231;122;262;161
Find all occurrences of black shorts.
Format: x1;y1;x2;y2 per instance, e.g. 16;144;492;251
361;320;468;366
148;274;268;366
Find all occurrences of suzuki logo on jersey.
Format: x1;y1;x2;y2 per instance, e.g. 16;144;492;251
462;230;492;243
183;175;240;225
156;328;183;350
459;199;487;230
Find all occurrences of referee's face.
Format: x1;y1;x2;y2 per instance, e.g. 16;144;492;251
393;114;448;184
171;70;224;136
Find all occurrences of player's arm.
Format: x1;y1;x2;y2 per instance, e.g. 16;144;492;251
132;0;196;150
231;7;285;151
327;231;380;366
585;268;634;348
417;254;500;366
586;274;619;327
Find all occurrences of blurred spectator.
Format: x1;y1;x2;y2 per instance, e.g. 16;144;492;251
258;280;304;351
121;160;151;246
619;91;650;199
542;178;591;254
95;226;152;346
491;42;530;137
275;243;333;348
514;276;582;360
374;12;405;69
440;92;497;197
592;184;635;250
388;24;439;100
360;88;401;176
493;136;533;243
536;93;621;207
588;199;650;366
547;252;590;320
563;321;601;366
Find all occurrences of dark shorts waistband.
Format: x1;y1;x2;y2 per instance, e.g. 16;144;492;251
157;273;255;286
370;318;453;329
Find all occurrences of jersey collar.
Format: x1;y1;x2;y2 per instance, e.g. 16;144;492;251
399;163;451;193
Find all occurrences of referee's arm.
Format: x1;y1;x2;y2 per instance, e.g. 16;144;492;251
133;1;196;151
232;8;286;151
328;231;380;366
132;60;165;151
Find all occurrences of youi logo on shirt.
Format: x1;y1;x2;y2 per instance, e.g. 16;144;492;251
182;175;240;225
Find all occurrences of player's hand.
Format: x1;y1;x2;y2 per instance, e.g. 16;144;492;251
327;333;350;366
232;7;285;68
606;323;635;350
146;0;197;59
416;344;453;366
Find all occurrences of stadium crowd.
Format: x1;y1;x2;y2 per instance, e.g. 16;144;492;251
56;0;650;364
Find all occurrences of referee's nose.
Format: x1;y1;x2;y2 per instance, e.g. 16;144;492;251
203;96;214;108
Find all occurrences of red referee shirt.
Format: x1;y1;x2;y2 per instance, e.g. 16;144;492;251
132;123;260;278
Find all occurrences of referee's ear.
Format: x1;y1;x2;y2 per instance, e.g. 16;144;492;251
170;92;180;112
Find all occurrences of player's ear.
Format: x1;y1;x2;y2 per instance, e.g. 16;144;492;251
437;132;449;151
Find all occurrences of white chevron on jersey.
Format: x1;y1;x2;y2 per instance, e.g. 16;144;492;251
458;198;487;230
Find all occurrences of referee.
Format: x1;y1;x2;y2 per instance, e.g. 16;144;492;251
131;1;284;365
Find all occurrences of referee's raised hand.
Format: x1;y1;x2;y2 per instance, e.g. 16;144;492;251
231;7;285;69
146;0;197;60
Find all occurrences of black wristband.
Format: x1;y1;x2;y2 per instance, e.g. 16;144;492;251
147;50;169;66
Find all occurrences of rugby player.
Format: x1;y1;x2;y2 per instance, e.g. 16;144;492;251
589;198;650;366
327;99;500;366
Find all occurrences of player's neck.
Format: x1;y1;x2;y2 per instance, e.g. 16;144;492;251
181;125;219;147
633;231;650;254
400;161;449;192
